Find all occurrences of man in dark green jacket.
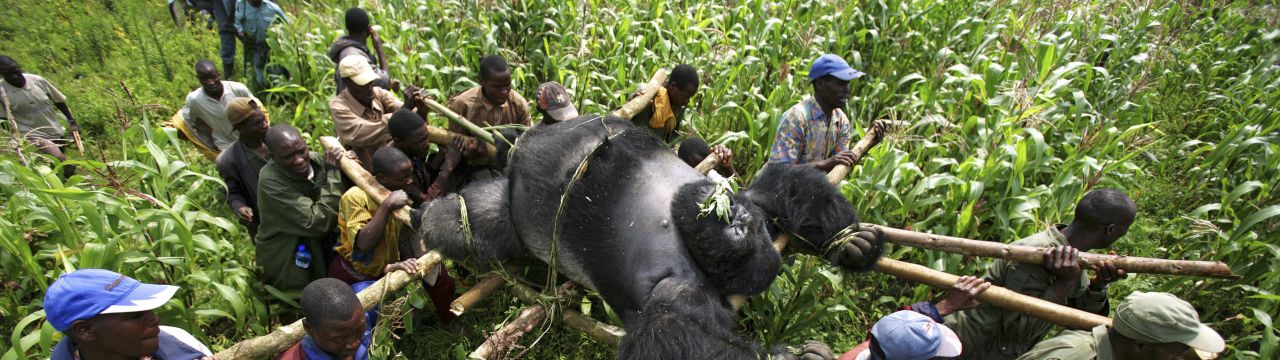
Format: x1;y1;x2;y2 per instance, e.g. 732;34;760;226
255;124;348;291
945;189;1137;360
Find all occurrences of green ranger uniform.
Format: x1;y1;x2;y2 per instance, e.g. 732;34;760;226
1015;326;1112;360
943;225;1109;360
1018;292;1226;360
254;152;345;291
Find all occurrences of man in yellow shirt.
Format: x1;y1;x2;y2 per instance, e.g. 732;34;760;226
329;146;456;324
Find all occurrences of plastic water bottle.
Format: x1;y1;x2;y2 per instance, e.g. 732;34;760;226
294;245;312;269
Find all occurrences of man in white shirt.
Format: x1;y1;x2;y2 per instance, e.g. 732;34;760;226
0;55;79;178
181;59;258;151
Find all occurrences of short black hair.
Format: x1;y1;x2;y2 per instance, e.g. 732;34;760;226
677;136;711;166
344;7;371;35
388;108;425;142
195;59;217;74
372;146;410;176
670;64;699;90
1074;189;1137;228
264;124;302;152
0;55;18;73
301;278;362;325
478;55;509;80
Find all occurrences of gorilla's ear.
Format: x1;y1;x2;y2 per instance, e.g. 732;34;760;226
743;164;882;272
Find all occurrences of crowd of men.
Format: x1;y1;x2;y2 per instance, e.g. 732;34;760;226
3;5;1229;359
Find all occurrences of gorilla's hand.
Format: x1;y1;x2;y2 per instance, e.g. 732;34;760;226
797;340;835;360
827;225;884;271
771;340;835;360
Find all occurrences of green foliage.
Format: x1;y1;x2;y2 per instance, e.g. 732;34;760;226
1;0;1276;359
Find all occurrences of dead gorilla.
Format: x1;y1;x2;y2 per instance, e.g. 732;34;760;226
413;115;883;359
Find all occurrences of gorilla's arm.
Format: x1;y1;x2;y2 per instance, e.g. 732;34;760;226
412;177;527;263
743;164;884;271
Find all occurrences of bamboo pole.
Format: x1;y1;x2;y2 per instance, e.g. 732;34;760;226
214;252;442;359
0;87;29;166
417;96;495;144
320;136;412;224
873;257;1110;330
693;152;721;175
422;124;498;158
611;70;670;120
471;305;547;360
864;224;1239;279
506;281;625;346
826;120;887;184
452;272;506;316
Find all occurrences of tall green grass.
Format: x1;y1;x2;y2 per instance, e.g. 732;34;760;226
1;0;1276;358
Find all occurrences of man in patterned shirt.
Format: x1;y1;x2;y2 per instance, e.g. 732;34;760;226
767;54;864;171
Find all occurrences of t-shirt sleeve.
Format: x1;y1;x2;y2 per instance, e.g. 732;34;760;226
37;76;67;103
834;112;853;153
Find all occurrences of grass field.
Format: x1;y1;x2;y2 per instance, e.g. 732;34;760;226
1;0;1277;358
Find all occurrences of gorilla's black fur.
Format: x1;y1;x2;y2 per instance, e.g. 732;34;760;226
414;115;882;359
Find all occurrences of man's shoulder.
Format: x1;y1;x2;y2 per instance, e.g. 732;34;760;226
1010;228;1059;247
225;81;253;95
23;73;48;85
451;86;481;104
508;89;529;108
1019;330;1097;360
341;186;369;202
214;143;239;166
185;88;205;103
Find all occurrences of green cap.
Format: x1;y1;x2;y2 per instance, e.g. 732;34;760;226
1114;292;1224;357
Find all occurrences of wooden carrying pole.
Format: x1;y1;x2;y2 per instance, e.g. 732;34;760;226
422;124;499;159
452;272;506;316
417;96;496;144
612;70;670;120
214;252;442;359
865;224;1239;279
693;152;721;175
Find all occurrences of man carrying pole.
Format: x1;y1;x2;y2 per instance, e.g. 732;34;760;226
944;189;1137;360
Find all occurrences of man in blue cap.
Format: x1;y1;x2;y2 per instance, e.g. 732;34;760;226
43;268;212;360
768;53;865;171
844;310;965;360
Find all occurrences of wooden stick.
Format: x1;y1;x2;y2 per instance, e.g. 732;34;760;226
693;152;721;175
320;136;412;224
506;281;625;346
873;257;1110;330
0;87;28;166
72;130;85;156
452;272;506;316
611;69;670;120
826;120;887;184
422;124;498;158
214;252;442;359
471;305;547;360
864;224;1239;279
418;96;496;144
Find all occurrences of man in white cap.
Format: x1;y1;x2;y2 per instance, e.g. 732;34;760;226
44;268;212;360
329;55;422;168
844;310;964;360
1018;292;1224;360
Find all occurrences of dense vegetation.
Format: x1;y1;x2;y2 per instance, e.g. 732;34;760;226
1;0;1276;358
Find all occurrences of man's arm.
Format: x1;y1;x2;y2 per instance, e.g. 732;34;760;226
425;138;465;199
352;190;409;253
215;153;253;222
330;97;390;147
233;0;246;34
257;172;340;237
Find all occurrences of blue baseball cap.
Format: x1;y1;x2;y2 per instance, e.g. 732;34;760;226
808;54;865;81
43;269;179;332
871;310;963;360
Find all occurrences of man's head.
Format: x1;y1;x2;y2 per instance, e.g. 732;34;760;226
339;55;379;104
478;55;512;105
1110;292;1224;360
867;310;962;360
677;136;712;168
195;59;223;97
301;279;367;359
666;64;699;109
0;55;24;88
44;269;180;358
389;108;430;158
226;98;269;144
265;124;312;178
809;54;864;112
534;81;578;124
344;7;371;37
1070;189;1138;250
372;146;413;191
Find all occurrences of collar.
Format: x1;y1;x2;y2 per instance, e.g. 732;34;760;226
474;87;504;111
200;81;230;101
339;88;382;116
300;332;370;360
1045;224;1070;246
1094;325;1116;360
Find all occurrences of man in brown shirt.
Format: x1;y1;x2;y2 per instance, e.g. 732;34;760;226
442;55;531;186
330;55;422;167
